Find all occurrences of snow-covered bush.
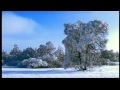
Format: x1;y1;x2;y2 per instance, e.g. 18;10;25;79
41;61;48;67
18;54;62;68
18;58;48;68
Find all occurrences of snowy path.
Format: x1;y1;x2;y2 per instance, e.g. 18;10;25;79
2;65;119;78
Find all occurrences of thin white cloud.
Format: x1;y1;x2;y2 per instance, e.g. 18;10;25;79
2;12;65;52
2;12;40;35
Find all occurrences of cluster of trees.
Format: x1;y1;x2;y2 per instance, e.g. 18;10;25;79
2;41;64;68
2;20;119;70
62;20;119;70
100;50;119;63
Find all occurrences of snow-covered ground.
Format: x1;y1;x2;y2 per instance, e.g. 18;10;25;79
2;65;119;78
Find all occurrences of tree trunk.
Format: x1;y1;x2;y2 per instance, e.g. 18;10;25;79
78;52;82;71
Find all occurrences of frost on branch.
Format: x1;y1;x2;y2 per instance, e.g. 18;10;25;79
62;20;108;70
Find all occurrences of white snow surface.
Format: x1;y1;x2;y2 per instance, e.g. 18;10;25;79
2;65;119;78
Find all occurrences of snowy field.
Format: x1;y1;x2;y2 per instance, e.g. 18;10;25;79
2;65;119;78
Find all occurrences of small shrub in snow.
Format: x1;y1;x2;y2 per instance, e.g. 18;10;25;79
18;58;48;68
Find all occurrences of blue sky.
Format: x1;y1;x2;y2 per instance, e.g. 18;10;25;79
2;11;119;53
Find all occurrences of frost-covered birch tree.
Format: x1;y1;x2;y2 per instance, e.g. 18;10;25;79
62;20;108;70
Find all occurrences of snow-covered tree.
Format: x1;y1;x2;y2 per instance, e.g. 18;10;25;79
10;44;22;56
21;47;35;60
9;44;22;66
54;46;64;57
62;20;108;70
46;41;56;54
37;44;48;57
37;41;56;57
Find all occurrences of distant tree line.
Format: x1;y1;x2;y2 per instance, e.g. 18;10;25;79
2;43;119;69
2;41;64;68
